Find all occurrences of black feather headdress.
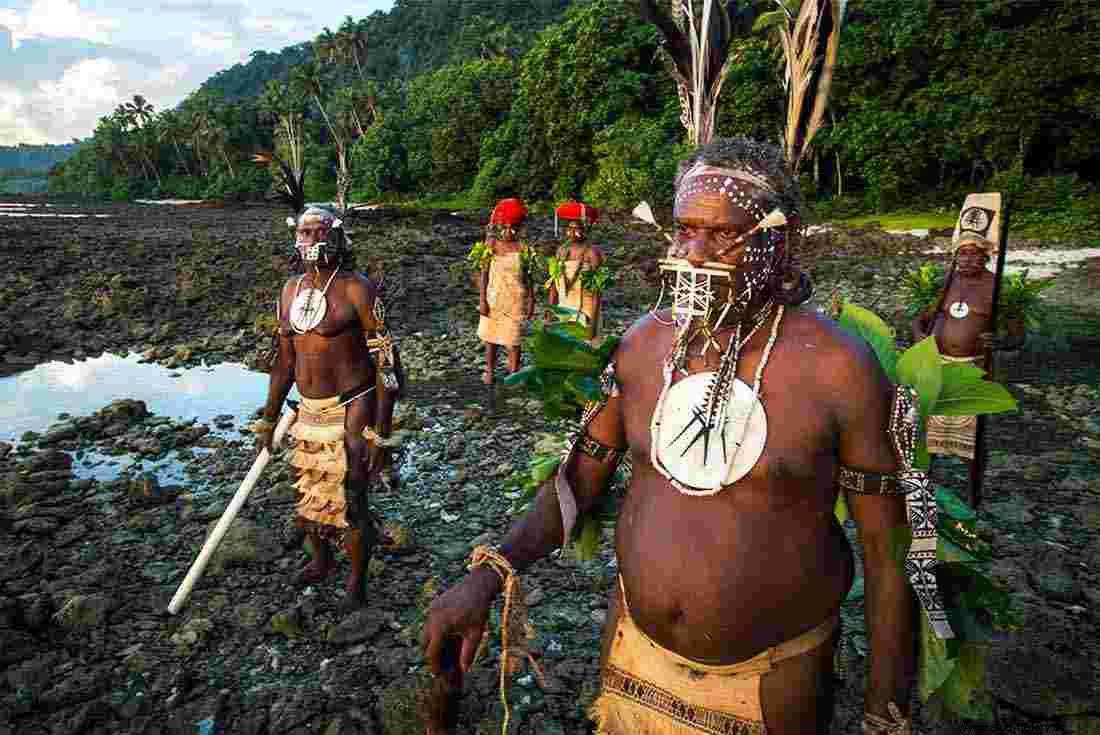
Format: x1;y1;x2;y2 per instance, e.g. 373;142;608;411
639;0;738;146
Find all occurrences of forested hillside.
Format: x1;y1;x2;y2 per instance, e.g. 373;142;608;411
49;0;1100;225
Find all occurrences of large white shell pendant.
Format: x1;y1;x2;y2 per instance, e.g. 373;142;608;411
949;301;969;319
290;288;327;332
653;372;767;494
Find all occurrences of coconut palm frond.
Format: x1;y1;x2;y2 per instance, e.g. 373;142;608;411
752;9;788;34
640;0;737;146
757;0;844;174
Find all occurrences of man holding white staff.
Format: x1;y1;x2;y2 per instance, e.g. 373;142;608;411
255;205;390;612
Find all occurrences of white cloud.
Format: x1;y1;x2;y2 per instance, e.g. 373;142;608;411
0;57;206;144
0;84;48;144
0;0;120;47
190;29;238;54
0;0;397;143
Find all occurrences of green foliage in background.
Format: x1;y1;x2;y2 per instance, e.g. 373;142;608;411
46;0;1100;219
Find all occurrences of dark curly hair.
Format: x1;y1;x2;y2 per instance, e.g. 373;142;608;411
676;137;811;305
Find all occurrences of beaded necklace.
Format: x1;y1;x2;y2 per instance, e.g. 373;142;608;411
650;303;785;495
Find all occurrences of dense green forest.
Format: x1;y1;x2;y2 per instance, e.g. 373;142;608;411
49;0;1100;222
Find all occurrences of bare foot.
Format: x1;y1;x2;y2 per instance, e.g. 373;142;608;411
340;575;368;614
296;556;335;585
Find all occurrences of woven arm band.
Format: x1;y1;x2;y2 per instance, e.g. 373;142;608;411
837;466;908;495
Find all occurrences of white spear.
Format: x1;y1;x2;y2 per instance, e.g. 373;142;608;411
168;408;298;614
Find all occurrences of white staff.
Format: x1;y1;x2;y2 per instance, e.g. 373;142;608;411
168;408;298;614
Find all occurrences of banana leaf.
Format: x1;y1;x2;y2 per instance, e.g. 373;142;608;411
576;516;602;561
837;302;899;382
897;336;943;420
928;643;995;722
933;380;1017;417
833;491;849;523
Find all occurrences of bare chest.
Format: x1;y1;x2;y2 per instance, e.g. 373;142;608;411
940;279;994;320
619;341;838;508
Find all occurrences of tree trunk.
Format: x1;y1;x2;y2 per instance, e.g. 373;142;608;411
835;149;843;198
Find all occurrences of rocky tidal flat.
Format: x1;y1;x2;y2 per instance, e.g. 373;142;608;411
2;200;1099;734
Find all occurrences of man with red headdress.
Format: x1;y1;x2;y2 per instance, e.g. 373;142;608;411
477;198;535;385
548;200;606;340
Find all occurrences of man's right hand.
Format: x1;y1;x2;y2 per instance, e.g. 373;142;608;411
422;567;501;675
254;429;274;456
479;301;490;317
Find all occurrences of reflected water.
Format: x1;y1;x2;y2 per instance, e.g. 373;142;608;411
0;352;300;487
0;352;291;442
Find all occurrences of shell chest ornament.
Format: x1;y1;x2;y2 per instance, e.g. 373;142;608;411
651;373;768;490
949;301;970;319
650;304;785;496
290;269;339;334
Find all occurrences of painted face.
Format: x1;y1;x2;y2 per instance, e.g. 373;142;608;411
955;242;990;276
296;216;331;263
565;221;585;243
498;224;517;243
663;167;782;323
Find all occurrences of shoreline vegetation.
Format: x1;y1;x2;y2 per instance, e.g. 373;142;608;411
34;0;1100;238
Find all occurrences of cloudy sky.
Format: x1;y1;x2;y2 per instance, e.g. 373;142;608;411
0;0;394;145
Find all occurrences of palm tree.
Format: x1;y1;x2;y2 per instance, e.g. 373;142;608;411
157;109;192;176
753;0;846;175
337;15;369;79
124;94;155;129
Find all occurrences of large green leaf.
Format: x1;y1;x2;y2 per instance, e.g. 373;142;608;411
919;614;957;702
897;336;943;419
933;381;1018;417
565;374;602;403
502;365;538;387
548;315;591;337
838;302;899;382
913;442;931;471
833;491;849;523
576;515;602;561
936;485;976;522
530;330;601;372
935;643;995;721
937;533;981;565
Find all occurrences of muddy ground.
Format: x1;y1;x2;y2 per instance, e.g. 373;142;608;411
1;199;1098;734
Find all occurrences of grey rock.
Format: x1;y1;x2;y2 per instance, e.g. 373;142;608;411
203;517;280;575
53;593;117;630
326;609;385;645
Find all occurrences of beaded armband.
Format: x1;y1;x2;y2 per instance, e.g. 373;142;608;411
838;385;922;495
555;361;622;547
837;467;905;495
577;433;625;465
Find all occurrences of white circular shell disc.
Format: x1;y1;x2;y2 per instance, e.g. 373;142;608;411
290;288;327;332
949;301;969;319
654;372;767;491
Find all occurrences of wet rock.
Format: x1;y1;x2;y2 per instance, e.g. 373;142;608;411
268;687;326;733
11;516;58;535
17;593;53;631
326;609;385;645
203;517;280;575
54;521;89;547
269;608;305;639
233;604;266;629
21;450;72;473
170;617;214;655
53;593;117;630
1064;716;1100;735
37;425;79;446
99;398;150;422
